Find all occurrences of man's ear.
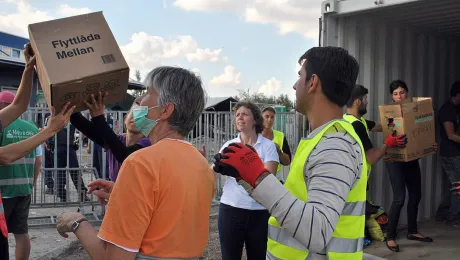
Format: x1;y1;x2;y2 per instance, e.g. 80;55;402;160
307;74;320;94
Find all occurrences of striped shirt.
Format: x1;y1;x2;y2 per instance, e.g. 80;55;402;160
251;121;363;258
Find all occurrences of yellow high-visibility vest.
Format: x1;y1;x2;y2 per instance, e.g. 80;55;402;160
343;114;372;174
267;120;368;260
272;130;284;174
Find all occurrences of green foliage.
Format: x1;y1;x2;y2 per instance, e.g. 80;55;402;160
234;88;294;111
131;70;146;98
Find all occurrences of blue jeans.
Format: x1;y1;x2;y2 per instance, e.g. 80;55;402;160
439;156;460;222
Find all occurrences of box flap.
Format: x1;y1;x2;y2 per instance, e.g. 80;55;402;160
413;97;432;102
28;11;129;85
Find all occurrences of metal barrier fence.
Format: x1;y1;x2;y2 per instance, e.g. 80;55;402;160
15;108;308;214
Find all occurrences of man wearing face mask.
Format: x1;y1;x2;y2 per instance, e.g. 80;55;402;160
56;66;215;260
344;84;408;172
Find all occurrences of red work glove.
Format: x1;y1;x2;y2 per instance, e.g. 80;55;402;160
213;143;268;187
384;130;407;148
451;182;460;195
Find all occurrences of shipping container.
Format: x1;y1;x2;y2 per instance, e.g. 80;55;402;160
320;0;460;225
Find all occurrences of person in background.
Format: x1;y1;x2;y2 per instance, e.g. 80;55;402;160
216;102;278;260
43;123;55;195
344;84;407;173
70;94;151;182
33;145;43;187
385;80;437;252
47;121;89;202
261;106;291;183
56;66;215;260
213;46;367;260
436;81;460;227
0;43;76;260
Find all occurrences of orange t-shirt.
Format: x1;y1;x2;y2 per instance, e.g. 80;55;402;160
98;139;215;258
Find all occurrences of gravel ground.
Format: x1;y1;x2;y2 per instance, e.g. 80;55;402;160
45;215;247;260
44;205;249;260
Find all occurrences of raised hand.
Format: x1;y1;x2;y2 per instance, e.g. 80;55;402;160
45;102;76;134
83;91;107;118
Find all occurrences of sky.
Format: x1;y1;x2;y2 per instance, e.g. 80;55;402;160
0;0;323;100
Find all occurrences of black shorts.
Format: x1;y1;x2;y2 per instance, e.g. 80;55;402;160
3;195;31;234
0;234;8;260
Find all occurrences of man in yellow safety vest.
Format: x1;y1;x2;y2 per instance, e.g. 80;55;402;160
213;46;408;259
343;84;407;175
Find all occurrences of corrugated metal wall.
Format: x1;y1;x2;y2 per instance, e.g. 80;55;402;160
322;13;460;224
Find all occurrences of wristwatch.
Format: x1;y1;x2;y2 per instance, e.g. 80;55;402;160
71;218;88;233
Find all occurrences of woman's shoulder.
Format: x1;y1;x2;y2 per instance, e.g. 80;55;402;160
257;133;275;146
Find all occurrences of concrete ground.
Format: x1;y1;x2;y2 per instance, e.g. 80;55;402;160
8;215;459;260
365;219;460;259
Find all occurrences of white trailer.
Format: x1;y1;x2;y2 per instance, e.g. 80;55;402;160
320;0;460;224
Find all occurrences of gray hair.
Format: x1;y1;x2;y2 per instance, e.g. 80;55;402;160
144;66;207;136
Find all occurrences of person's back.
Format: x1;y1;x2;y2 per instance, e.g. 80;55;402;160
438;100;460;157
99;139;215;258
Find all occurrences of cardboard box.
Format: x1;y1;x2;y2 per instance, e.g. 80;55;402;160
378;97;435;162
28;11;129;113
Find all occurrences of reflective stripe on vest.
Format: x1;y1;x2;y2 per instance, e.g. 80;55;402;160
343;114;372;174
267;120;368;260
0;196;8;238
0;177;34;186
135;254;199;260
272;130;284;174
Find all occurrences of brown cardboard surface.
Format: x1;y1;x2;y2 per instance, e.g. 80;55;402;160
28;11;129;113
379;97;435;162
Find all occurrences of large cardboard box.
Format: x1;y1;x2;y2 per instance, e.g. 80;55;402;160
378;97;435;162
28;11;129;113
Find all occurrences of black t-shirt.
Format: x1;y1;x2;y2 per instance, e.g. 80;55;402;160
281;136;292;161
439;101;460;157
350;117;376;152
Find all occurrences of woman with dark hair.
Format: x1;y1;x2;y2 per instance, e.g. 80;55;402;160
261;107;291;183
385;80;437;252
216;102;279;260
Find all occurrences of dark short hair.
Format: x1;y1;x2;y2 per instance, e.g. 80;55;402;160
346;84;369;108
389;80;408;94
450;81;460;97
262;107;276;114
233;101;264;134
298;46;359;107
